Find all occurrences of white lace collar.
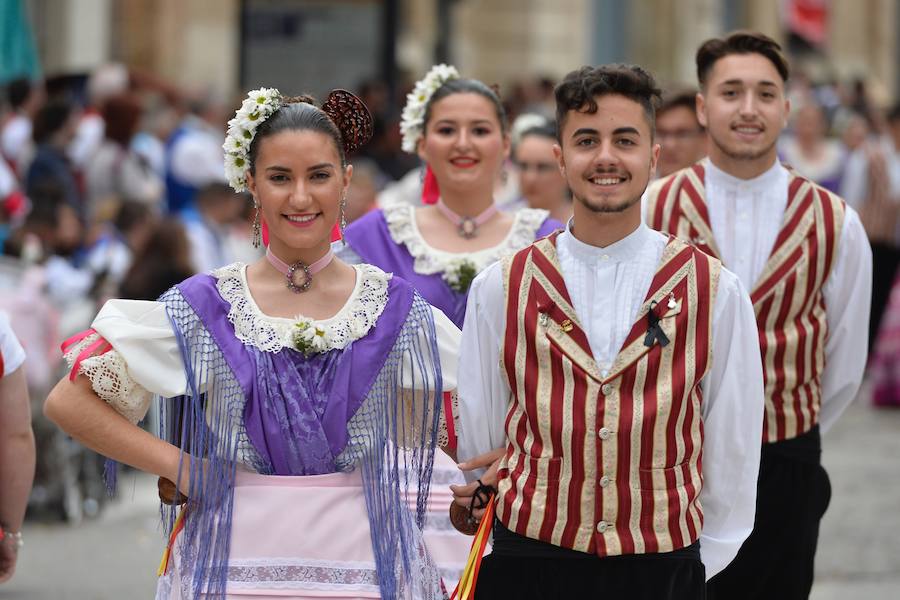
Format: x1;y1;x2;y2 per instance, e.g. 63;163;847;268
383;203;551;275
213;262;391;354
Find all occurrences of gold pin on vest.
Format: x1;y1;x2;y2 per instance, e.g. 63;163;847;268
561;319;574;332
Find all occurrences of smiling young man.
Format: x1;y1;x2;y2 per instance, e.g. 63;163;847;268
644;32;873;600
454;64;765;599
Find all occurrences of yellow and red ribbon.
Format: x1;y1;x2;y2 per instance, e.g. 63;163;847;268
157;506;188;576
450;494;495;600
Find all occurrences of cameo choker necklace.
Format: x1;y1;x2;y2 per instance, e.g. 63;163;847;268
436;199;499;239
266;247;335;293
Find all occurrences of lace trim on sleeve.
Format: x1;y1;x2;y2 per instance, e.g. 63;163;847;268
63;333;153;424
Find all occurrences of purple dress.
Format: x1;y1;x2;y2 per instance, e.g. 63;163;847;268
150;264;444;599
343;204;562;327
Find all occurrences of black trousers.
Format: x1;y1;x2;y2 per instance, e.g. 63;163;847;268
869;241;900;352
707;426;831;600
475;520;706;600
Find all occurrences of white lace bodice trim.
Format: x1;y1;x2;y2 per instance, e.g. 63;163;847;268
213;262;392;354
383;204;551;275
63;333;152;425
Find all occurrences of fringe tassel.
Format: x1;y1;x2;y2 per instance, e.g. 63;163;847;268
102;458;118;496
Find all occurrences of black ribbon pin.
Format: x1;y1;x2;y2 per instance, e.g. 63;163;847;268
644;301;671;348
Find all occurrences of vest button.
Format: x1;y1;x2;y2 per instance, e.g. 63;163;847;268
596;521;609;533
599;475;611;488
598;427;612;440
601;383;614;395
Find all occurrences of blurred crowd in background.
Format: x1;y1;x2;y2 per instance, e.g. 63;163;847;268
0;53;898;520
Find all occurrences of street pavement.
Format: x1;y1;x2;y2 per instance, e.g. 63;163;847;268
4;474;161;599
3;391;899;599
810;385;900;600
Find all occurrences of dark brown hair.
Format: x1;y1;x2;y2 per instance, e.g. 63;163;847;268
424;79;508;135
120;218;194;301
32;99;75;144
248;96;346;169
658;90;698;117
102;93;142;146
657;89;704;131
696;31;789;88
554;64;662;138
248;91;372;172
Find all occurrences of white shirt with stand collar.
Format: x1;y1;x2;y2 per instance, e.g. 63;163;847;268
701;157;872;434
456;215;766;579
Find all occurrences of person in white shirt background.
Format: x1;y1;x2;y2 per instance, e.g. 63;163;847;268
0;78;43;177
840;102;900;352
645;31;872;600
0;310;35;583
453;63;764;599
183;182;247;274
163;91;230;216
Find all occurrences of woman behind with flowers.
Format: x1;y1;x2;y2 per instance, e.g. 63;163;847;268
44;88;459;599
338;65;562;591
340;65;561;328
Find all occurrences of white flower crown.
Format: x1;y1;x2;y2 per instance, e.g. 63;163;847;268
223;87;283;192
400;64;460;154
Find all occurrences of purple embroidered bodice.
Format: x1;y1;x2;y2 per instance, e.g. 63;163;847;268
343;207;561;327
175;272;413;476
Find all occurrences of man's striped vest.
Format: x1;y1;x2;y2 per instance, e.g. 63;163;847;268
498;232;720;557
645;162;845;443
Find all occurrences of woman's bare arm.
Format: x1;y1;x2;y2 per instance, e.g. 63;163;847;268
0;365;35;534
44;375;184;490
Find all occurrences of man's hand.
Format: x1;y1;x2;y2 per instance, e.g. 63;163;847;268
450;448;505;522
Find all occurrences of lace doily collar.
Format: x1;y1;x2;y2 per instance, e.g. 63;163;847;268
213;262;391;354
383;203;550;275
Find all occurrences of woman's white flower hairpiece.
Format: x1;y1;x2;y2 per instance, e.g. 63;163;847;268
400;64;460;154
223;87;283;192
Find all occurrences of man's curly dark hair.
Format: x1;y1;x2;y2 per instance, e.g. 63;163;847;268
554;64;662;140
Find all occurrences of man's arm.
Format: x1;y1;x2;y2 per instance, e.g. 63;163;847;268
698;268;765;580
451;262;511;519
819;207;873;432
455;262;511;479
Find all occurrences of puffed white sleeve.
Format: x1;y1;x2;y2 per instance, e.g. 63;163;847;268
430;307;461;392
698;268;765;580
63;299;188;424
819;207;872;432
456;262;512;482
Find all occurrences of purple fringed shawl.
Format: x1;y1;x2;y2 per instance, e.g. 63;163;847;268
155;270;444;599
344;208;562;328
176;273;412;476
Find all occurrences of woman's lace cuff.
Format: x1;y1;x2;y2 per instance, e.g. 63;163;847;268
63;333;153;424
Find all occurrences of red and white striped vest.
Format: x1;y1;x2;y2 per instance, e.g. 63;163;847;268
498;232;721;557
645;162;845;443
